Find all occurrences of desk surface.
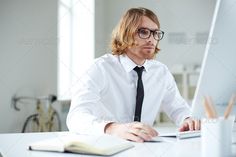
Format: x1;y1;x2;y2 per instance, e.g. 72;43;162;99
0;130;236;157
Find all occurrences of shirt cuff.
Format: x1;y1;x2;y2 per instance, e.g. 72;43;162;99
90;120;114;135
178;112;192;126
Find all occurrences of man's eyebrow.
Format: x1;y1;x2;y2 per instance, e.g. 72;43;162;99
138;27;159;31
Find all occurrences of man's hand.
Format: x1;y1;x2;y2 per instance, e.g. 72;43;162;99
179;117;201;132
104;122;158;142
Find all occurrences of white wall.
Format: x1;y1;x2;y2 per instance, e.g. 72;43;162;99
95;0;107;58
0;0;58;133
95;0;216;68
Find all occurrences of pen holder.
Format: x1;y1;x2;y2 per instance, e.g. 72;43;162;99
201;116;235;157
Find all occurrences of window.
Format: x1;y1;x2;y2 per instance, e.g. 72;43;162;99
58;0;94;100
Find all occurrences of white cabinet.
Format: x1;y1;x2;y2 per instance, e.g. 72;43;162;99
172;68;200;103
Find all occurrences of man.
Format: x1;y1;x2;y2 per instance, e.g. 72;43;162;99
67;7;200;142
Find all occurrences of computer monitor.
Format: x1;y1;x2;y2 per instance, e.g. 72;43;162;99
191;0;236;118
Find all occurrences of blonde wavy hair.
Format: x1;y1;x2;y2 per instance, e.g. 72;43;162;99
111;7;161;56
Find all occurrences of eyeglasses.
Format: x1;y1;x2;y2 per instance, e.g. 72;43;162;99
137;27;164;41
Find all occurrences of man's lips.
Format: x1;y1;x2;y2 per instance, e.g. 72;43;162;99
143;46;155;49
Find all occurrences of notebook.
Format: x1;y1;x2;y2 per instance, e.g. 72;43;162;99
28;134;134;156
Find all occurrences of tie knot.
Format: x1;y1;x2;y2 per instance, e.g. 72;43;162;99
134;66;144;77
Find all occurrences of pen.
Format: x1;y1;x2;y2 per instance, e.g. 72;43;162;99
203;96;217;118
207;96;217;118
224;94;236;119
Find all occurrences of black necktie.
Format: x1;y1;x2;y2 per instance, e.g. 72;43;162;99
133;66;144;122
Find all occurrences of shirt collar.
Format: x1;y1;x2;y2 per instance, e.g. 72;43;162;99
119;54;152;73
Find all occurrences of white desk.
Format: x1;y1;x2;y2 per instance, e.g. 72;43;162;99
0;131;236;157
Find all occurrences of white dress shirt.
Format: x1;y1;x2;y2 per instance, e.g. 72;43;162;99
67;54;191;135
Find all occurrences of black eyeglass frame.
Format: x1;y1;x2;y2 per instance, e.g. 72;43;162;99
137;27;165;41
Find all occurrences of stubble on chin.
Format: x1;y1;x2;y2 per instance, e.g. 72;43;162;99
143;51;155;60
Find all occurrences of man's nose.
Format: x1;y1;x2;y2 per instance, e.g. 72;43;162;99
146;34;156;43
